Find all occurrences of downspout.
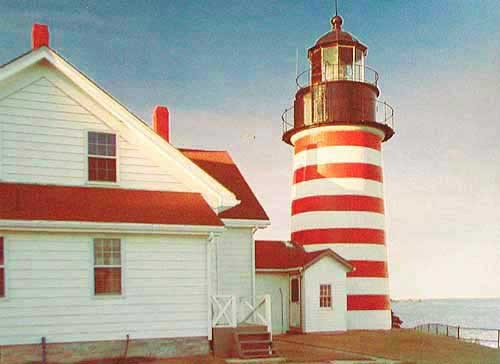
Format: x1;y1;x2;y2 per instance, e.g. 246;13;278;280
299;267;304;331
251;227;257;305
207;233;215;341
279;288;284;334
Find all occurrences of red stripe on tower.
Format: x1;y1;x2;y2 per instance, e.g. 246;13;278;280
292;195;384;215
293;163;383;184
347;295;391;310
294;130;382;154
348;260;388;278
291;228;386;245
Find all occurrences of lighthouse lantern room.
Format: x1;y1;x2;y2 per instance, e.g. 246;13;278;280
282;13;395;330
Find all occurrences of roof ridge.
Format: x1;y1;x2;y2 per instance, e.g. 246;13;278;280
179;147;229;153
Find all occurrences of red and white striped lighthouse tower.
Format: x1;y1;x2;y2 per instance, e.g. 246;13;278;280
282;14;395;330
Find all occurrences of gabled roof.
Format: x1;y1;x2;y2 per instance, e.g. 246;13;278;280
0;46;239;212
255;240;352;271
180;149;269;221
0;183;223;227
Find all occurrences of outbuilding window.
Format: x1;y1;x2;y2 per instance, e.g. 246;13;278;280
94;239;121;295
319;284;332;308
88;132;117;182
0;238;5;297
291;278;300;303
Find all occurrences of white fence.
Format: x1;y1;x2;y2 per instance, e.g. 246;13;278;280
211;295;272;334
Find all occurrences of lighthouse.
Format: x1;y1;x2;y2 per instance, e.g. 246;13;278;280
282;14;395;330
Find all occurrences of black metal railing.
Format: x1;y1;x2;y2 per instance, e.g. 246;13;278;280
296;63;379;89
281;105;294;135
414;323;500;349
281;97;394;136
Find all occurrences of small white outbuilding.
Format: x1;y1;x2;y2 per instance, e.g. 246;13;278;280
255;240;353;334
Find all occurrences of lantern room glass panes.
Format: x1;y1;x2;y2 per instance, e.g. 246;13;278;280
355;48;364;82
339;46;353;80
322;47;338;81
321;46;365;82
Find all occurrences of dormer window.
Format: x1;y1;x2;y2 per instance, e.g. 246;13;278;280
88;132;117;182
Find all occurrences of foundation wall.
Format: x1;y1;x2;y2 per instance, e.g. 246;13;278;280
0;336;209;364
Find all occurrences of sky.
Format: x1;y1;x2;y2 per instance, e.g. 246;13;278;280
0;0;499;300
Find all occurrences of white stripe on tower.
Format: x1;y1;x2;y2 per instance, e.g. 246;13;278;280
290;126;391;330
293;145;383;171
291;178;384;199
291;211;385;231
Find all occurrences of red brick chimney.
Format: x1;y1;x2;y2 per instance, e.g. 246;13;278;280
32;24;49;49
153;106;170;142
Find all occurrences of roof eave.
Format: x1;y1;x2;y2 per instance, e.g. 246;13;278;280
303;250;354;272
221;218;271;229
0;219;226;235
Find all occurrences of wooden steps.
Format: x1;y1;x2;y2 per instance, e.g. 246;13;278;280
234;331;273;359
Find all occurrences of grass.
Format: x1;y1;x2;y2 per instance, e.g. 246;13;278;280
275;329;500;364
83;330;500;364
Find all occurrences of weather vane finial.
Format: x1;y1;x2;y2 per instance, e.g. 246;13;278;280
331;0;342;31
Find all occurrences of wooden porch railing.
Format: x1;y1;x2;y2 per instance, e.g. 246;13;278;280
211;295;237;328
211;295;272;335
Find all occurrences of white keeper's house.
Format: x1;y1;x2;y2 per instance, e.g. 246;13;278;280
0;24;275;363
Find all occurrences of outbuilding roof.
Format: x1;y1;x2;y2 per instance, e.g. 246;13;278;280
0;183;224;227
255;240;352;271
180;149;269;221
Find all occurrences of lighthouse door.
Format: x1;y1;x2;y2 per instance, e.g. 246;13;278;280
289;275;301;330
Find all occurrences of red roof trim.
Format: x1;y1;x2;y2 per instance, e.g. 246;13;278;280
255;240;352;271
0;183;223;227
180;149;269;221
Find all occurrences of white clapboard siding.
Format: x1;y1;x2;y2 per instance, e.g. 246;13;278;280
215;227;253;298
255;273;290;334
0;69;187;192
0;233;209;345
302;257;348;332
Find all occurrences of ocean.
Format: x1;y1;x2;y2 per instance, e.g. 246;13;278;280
392;298;500;348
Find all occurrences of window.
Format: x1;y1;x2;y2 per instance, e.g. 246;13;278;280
0;238;5;297
338;46;354;80
93;239;121;295
355;48;365;82
322;47;338;81
320;284;332;308
88;132;117;182
291;278;300;303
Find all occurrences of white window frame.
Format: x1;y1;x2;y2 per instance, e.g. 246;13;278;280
0;237;7;300
85;130;120;186
91;237;125;298
319;283;332;309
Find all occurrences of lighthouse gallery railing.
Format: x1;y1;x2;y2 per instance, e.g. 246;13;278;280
282;62;394;137
281;97;394;136
296;63;380;88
